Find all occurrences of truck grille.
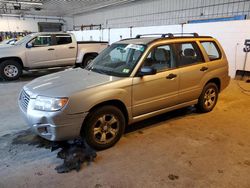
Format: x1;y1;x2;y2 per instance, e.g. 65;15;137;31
20;90;30;111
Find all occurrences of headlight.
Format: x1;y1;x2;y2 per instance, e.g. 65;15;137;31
34;96;68;111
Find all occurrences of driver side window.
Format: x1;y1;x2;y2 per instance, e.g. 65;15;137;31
29;35;52;47
143;44;176;72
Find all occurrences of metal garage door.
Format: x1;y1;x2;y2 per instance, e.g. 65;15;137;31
38;22;63;32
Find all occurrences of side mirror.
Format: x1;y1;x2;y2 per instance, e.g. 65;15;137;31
26;43;33;48
138;67;157;77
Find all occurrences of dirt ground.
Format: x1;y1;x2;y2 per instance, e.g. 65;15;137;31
0;72;250;188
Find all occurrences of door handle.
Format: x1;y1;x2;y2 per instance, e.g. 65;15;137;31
48;48;55;51
166;73;177;80
200;66;208;72
69;46;75;49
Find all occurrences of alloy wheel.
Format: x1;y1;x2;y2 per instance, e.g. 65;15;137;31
204;88;216;109
93;114;119;144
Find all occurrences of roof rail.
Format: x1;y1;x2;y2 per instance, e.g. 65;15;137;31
170;33;199;37
135;32;199;39
135;33;174;39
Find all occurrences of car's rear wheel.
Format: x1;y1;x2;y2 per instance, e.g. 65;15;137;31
197;82;218;113
0;60;22;81
83;105;125;150
81;54;97;68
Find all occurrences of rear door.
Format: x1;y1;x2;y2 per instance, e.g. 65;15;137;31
132;44;180;117
53;34;77;66
25;34;56;68
174;41;208;104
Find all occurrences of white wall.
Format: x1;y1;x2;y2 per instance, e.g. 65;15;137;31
71;20;250;77
0;15;73;32
63;17;74;31
71;24;182;44
73;0;250;28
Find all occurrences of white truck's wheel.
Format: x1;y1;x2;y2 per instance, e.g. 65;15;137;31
82;54;97;68
0;60;22;81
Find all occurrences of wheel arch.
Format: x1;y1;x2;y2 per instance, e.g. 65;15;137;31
80;99;129;135
82;52;98;62
0;57;24;68
205;77;221;92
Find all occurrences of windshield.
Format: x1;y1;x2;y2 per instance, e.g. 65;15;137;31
15;34;34;45
86;43;146;77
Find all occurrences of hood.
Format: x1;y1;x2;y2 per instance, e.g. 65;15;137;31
0;44;16;48
24;68;121;98
0;44;20;55
0;44;12;47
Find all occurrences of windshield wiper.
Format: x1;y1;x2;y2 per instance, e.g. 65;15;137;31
90;68;108;75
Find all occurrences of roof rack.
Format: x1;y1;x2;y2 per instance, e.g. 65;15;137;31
171;33;199;37
135;32;199;39
135;33;174;39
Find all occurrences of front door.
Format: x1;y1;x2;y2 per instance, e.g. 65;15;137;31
25;34;57;68
132;44;179;117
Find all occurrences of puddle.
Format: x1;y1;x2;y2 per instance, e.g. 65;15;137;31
2;129;97;173
55;139;97;173
11;129;51;149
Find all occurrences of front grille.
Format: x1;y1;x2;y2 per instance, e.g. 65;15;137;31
20;90;30;111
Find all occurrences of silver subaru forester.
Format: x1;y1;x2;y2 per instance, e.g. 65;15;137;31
19;33;230;150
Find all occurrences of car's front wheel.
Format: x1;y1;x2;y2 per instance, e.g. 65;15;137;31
83;105;125;150
197;82;219;113
0;60;22;81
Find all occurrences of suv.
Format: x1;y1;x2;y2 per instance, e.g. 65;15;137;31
19;33;230;150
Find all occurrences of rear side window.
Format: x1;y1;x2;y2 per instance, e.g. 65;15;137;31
201;41;221;61
175;42;204;67
55;34;72;45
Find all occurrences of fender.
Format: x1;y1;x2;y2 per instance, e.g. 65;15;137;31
76;43;108;64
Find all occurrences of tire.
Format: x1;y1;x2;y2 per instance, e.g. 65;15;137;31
197;82;219;113
81;54;97;68
83;105;125;150
0;60;22;81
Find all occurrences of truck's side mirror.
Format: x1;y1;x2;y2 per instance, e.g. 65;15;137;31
138;67;157;77
26;43;32;48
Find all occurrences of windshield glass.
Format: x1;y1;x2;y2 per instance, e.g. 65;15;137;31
86;43;146;77
15;34;34;45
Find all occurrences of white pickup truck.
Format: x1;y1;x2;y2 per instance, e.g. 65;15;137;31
0;32;108;80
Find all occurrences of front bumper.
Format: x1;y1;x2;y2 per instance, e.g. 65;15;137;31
18;91;88;141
